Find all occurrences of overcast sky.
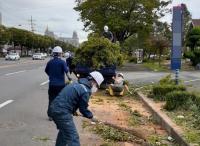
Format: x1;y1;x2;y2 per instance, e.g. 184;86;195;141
0;0;200;42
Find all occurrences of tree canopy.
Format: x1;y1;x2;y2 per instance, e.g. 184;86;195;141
75;0;171;42
0;25;75;54
186;27;200;51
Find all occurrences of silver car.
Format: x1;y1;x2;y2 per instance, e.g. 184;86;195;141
32;53;45;60
5;53;20;60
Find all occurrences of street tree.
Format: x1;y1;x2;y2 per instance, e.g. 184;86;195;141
150;36;169;65
75;0;171;42
181;3;192;48
0;26;11;45
186;27;200;51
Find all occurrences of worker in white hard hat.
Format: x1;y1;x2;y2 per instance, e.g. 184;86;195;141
49;71;104;146
45;46;72;121
102;25;114;42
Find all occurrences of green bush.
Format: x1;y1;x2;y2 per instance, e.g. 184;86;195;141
152;85;186;100
129;56;137;63
193;50;200;66
74;33;124;69
190;94;200;109
159;74;175;85
184;50;200;66
183;51;195;59
142;58;148;63
164;91;197;111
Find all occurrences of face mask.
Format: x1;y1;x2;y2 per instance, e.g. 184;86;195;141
91;85;98;93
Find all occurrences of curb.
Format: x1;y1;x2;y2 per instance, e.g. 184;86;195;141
136;92;190;146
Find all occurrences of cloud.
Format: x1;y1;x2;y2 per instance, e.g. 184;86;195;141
1;0;200;42
0;0;88;42
161;0;200;23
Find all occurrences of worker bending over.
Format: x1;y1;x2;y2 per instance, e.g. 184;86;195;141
49;71;104;146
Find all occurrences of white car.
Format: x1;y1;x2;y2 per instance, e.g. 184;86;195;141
42;53;48;58
32;53;45;60
5;53;20;60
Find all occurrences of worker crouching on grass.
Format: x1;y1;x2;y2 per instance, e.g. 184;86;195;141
108;73;132;96
49;71;104;146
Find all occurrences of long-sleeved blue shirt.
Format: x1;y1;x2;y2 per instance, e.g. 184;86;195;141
49;78;93;119
45;57;68;86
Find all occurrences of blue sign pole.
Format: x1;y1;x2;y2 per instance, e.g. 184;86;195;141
171;5;183;70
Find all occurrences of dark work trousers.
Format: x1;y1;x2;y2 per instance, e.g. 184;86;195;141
53;113;80;146
47;85;65;117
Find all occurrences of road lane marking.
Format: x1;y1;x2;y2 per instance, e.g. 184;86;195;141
184;79;200;83
0;60;47;69
5;70;26;76
0;100;14;109
40;80;49;86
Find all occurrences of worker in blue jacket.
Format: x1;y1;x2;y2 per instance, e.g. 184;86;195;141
45;46;71;121
49;71;104;146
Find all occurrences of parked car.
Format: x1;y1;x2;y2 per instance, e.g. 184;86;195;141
32;53;45;60
42;53;48;58
5;53;20;60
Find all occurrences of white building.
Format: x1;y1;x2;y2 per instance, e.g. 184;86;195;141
44;26;55;38
58;31;79;47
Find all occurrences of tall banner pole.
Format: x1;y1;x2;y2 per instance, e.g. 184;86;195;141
171;5;183;70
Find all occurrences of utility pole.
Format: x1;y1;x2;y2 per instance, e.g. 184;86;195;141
28;16;36;32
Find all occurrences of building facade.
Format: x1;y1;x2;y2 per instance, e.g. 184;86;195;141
44;26;55;38
58;31;79;47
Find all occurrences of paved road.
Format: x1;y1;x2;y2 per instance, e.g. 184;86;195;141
0;59;199;146
120;70;200;91
0;58;102;146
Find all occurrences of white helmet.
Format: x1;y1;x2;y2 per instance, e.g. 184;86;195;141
65;52;70;58
90;71;104;87
53;46;63;53
118;73;124;78
104;25;109;32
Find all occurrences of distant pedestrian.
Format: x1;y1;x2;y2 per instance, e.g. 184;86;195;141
49;71;104;146
65;51;74;74
45;46;71;121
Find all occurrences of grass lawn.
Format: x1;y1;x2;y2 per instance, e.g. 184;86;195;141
143;61;169;72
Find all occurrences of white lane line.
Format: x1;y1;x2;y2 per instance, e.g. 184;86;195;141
184;79;200;83
0;100;14;109
40;80;49;86
5;70;26;76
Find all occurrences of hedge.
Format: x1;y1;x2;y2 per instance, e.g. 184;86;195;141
152;84;186;100
164;91;198;111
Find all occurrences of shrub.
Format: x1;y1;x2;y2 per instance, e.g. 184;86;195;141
142;58;148;63
183;51;195;59
159;74;175;85
193;50;200;66
184;50;200;66
74;33;124;69
164;91;197;111
129;56;137;63
190;94;200;109
152;84;186;100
